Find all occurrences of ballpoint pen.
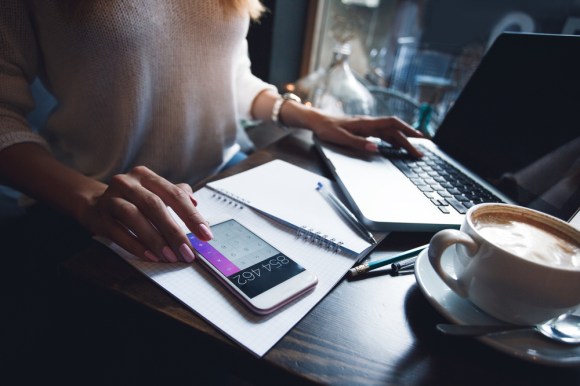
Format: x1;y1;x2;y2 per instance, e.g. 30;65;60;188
316;182;377;245
389;255;418;275
348;243;429;277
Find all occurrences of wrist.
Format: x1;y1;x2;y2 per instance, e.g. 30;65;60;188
271;93;302;129
73;179;107;225
0;143;107;225
285;102;327;133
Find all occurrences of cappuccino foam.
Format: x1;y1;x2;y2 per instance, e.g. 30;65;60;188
474;213;580;269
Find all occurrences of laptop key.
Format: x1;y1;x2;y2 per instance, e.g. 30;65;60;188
409;177;424;185
438;190;453;198
423;177;438;185
464;201;476;209
446;188;462;195
454;194;470;202
417;185;434;192
426;170;440;177
430;184;447;192
431;198;449;206
445;197;468;214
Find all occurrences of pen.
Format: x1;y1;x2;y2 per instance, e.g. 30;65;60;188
316;182;377;245
390;255;418;274
348;243;429;277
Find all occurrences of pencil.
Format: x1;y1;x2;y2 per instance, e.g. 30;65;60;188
348;243;429;277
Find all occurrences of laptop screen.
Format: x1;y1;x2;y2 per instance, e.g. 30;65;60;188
433;32;580;221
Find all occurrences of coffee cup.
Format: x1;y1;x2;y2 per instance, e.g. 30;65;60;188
428;203;580;325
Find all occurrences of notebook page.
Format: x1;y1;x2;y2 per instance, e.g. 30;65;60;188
99;187;384;357
207;159;373;255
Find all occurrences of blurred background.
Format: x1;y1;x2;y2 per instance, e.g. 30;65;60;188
248;0;580;137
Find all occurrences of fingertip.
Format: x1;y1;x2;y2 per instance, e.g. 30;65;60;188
412;148;424;158
162;246;178;263
179;243;196;263
198;223;213;241
144;250;160;262
364;141;379;153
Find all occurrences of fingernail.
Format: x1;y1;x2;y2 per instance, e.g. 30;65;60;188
162;246;178;262
190;193;198;207
144;250;160;262
365;142;378;152
179;243;196;263
198;223;213;241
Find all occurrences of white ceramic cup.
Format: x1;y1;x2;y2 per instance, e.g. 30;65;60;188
428;203;580;325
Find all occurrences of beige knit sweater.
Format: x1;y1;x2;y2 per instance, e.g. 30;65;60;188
0;1;275;185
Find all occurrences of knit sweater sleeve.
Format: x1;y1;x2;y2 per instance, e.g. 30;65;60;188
233;39;277;121
0;1;50;153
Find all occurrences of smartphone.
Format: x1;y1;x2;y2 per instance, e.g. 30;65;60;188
188;219;318;314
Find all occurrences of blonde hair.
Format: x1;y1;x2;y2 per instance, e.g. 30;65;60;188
220;0;266;21
56;1;266;22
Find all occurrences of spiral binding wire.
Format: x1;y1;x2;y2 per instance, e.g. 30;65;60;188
297;225;342;254
211;192;246;209
211;191;342;253
211;189;250;205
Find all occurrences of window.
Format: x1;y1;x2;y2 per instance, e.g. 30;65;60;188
297;0;580;130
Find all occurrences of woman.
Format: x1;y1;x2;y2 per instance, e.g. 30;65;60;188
0;0;423;264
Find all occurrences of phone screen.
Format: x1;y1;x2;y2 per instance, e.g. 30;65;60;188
188;219;306;299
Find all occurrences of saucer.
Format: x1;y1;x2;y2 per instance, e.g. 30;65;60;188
414;247;580;367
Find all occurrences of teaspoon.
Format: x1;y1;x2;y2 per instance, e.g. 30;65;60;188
436;313;580;344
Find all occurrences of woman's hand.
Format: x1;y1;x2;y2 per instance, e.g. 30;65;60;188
307;112;425;158
251;90;424;158
81;166;211;263
0;144;209;264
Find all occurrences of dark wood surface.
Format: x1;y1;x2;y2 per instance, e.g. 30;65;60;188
61;130;580;385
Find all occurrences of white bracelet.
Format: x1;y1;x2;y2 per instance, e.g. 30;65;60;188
271;93;301;128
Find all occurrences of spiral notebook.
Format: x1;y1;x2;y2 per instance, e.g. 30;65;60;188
206;159;374;255
99;160;386;357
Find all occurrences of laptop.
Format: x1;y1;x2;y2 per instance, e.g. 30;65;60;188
315;32;580;232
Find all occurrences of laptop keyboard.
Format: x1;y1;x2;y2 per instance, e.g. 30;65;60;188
379;143;502;214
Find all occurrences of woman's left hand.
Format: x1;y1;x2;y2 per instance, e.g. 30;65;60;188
251;90;424;157
308;112;425;158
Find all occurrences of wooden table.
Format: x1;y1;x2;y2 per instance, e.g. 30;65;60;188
61;131;580;385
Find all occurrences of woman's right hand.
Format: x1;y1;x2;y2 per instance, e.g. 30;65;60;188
1;144;207;263
81;166;212;263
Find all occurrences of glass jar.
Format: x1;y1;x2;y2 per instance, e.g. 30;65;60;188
309;42;375;116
